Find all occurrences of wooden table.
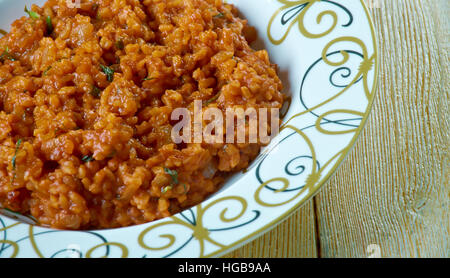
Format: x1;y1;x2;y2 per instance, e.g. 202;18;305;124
224;0;449;258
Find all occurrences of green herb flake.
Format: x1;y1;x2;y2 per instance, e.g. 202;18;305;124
106;150;117;159
203;92;221;106
46;16;53;34
43;66;52;76
0;47;16;62
81;155;94;163
24;6;40;20
164;168;179;185
115;40;124;50
161;185;173;194
11;139;23;170
90;85;101;98
100;64;115;82
214;12;225;18
143;77;156;81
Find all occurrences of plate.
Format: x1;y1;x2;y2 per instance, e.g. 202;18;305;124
0;0;378;258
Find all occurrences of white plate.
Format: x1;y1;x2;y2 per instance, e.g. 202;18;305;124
0;0;378;258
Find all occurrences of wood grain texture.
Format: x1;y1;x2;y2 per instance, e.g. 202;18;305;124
223;200;318;258
224;0;449;258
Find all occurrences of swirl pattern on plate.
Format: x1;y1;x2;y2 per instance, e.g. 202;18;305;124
0;0;378;258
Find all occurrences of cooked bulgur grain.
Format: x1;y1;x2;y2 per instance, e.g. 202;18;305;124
0;0;283;229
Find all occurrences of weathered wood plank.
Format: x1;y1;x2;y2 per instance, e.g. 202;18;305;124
223;200;318;258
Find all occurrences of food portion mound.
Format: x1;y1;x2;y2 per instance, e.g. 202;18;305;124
0;0;283;229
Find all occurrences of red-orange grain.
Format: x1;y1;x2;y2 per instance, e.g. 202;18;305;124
0;0;283;229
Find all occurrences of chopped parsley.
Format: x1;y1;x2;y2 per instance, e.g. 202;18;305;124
46;16;53;34
115;40;124;50
107;150;117;158
0;47;16;62
43;66;52;76
161;185;173;194
100;64;114;82
214;12;225;18
203;92;221;106
164;168;179;185
24;6;40;20
161;169;189;194
143;77;156;81
90;85;101;98
11;139;22;170
81;155;94;162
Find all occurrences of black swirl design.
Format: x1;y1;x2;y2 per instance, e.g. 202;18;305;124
254;114;364;193
280;1;353;28
0;224;112;258
50;248;83;258
281;3;308;25
255;133;321;193
321;0;353;27
164;209;260;258
299;49;365;128
138;204;261;258
0;218;9;255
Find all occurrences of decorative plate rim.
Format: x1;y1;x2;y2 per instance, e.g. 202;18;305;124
208;0;380;257
0;0;379;258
